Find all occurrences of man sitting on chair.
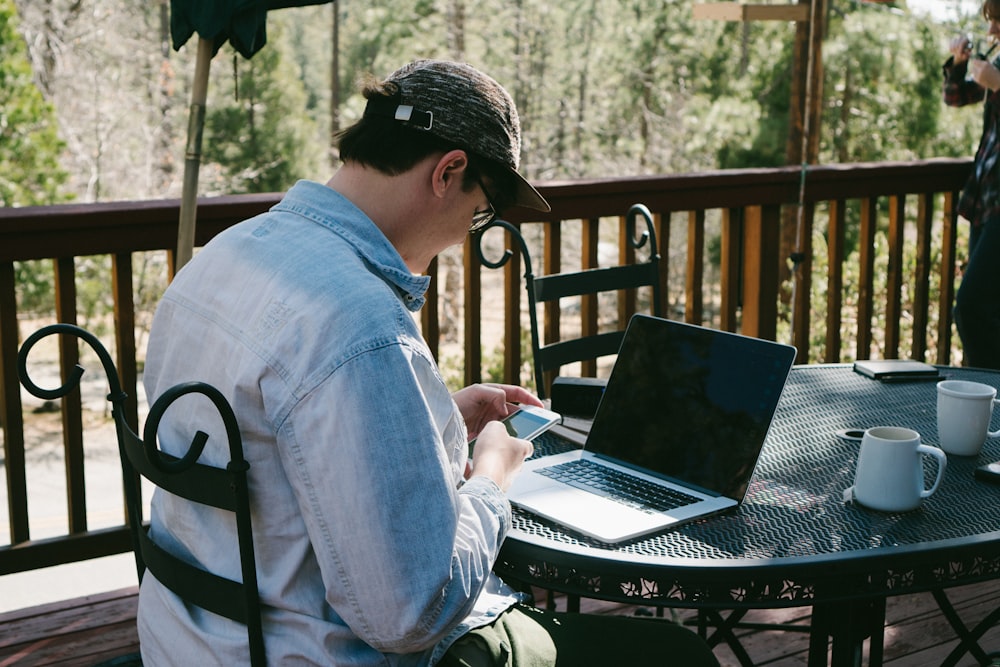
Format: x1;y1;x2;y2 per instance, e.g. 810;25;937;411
138;58;719;666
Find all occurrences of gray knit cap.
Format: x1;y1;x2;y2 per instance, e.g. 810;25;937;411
363;59;550;213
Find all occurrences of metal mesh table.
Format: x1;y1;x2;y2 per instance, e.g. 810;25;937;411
495;365;1000;666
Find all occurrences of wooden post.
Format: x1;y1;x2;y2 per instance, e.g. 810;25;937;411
692;3;810;21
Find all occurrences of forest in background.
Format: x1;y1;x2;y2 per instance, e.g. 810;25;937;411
4;0;987;206
1;0;991;370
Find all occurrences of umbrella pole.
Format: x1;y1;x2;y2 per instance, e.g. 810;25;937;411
175;35;214;272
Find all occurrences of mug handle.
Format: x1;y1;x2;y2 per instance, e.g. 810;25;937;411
917;444;948;498
989;398;1000;439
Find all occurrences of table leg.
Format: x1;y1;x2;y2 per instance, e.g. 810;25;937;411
809;607;832;667
809;598;887;667
868;598;885;666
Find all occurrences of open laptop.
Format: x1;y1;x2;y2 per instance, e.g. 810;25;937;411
507;314;796;542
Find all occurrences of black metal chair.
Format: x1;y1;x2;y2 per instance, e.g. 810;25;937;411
474;204;661;613
17;324;265;667
475;203;662;399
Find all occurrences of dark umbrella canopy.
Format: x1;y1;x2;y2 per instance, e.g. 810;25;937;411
170;0;333;59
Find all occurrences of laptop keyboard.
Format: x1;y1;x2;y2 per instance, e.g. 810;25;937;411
537;459;701;513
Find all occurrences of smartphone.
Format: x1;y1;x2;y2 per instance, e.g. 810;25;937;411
975;461;1000;484
469;405;561;457
500;405;561;439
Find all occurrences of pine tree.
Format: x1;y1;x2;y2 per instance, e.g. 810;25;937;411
0;0;68;207
202;24;324;194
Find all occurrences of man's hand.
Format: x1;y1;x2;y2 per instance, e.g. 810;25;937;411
467;420;534;491
453;383;544;439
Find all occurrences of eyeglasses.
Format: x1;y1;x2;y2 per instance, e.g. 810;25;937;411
470;177;497;233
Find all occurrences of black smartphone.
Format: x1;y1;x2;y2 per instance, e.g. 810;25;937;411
974;461;1000;484
468;405;561;458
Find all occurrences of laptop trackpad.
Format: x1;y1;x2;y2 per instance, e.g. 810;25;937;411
511;485;677;542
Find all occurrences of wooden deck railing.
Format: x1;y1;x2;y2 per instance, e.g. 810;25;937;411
0;158;971;578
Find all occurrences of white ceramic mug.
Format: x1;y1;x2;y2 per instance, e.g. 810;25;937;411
848;426;947;512
936;380;1000;456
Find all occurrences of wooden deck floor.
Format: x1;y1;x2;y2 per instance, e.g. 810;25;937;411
0;587;140;667
3;581;1000;666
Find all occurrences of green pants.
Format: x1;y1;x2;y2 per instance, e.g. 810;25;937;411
438;604;719;667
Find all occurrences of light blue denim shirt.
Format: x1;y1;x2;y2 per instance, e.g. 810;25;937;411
137;180;523;666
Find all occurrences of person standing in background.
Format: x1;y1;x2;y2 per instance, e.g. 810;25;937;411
943;0;1000;369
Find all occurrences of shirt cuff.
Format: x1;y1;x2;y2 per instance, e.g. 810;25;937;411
459;475;512;537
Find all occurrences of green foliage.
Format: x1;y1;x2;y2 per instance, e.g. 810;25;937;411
2;0;69;318
0;0;68;207
203;24;324;193
14;259;53;315
481;326;536;390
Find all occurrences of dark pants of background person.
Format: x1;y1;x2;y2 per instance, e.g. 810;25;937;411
956;219;1000;370
438;604;720;667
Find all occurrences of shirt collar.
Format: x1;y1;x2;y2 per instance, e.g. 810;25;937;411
272;180;431;312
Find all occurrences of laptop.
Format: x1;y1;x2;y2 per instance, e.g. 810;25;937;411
507;314;796;542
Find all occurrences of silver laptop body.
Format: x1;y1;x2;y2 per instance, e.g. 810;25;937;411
507;314;796;543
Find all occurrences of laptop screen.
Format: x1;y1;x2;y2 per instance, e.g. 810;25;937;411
585;315;796;500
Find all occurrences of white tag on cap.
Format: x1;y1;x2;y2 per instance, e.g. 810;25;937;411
394;105;415;122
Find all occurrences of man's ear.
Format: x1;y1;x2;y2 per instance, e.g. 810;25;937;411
432;149;470;199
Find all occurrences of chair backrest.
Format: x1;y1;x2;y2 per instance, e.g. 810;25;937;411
476;203;662;399
17;324;265;667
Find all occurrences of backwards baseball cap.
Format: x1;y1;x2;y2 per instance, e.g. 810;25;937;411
363;59;550;213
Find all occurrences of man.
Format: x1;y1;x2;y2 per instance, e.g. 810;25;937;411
138;59;718;666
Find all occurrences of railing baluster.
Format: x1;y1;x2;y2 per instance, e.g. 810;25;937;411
112;253;140;432
112;252;142;527
741;204;781;341
720;207;742;333
656;211;671;320
913;194;934;362
54;257;87;534
886;195;906;358
463;240;481;388
503;223;523;386
686;210;705;325
857;197;878;360
938;191;960;365
792;201;815;364
826;199;847;363
0;260;30;545
618;214;637;322
422;256;440;363
580;218;600;380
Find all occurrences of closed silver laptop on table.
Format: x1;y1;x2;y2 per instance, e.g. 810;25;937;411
507;314;796;543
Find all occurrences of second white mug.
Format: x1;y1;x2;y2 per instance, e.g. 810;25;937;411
936;380;1000;457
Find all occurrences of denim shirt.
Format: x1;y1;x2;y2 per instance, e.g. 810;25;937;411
137;180;523;666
